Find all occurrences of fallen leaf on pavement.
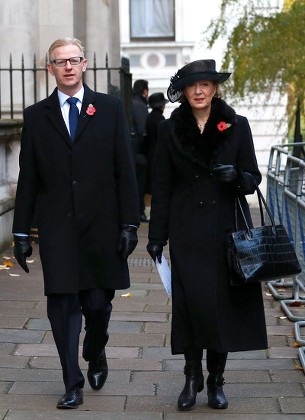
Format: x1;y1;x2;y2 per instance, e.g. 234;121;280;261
294;363;303;370
289;301;305;307
3;261;13;267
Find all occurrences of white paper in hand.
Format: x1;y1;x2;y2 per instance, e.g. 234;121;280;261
156;254;171;296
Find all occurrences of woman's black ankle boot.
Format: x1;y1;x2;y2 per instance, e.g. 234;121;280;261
178;358;204;411
206;349;228;409
207;373;228;409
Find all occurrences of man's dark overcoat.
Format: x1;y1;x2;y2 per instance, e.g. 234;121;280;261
13;85;139;295
149;98;268;354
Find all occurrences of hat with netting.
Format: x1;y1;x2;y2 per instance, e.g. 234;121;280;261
167;59;231;103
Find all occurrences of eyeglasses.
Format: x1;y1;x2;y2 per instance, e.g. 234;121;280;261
51;57;84;67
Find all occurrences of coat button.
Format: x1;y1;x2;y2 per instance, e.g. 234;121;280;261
72;181;78;186
198;201;204;208
194;174;199;181
211;200;216;205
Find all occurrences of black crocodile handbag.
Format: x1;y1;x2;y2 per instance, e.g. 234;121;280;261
227;187;301;286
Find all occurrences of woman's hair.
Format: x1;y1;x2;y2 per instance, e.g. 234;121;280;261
48;38;85;62
179;82;221;103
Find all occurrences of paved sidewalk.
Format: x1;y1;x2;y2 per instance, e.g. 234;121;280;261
0;215;305;419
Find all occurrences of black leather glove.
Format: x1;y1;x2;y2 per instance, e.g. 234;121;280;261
213;164;238;183
117;225;138;260
147;242;163;264
13;235;32;273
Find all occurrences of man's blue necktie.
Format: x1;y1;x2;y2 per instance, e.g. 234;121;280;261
67;97;79;142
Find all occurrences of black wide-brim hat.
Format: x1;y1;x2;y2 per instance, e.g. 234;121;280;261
148;92;169;109
167;59;231;103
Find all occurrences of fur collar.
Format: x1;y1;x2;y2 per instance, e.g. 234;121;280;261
170;97;236;169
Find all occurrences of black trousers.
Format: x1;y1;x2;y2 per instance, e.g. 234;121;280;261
47;288;115;392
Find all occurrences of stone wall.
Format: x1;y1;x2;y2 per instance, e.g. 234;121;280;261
0;120;22;253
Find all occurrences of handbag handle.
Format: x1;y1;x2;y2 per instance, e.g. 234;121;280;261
235;186;276;236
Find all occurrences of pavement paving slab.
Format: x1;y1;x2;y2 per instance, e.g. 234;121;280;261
0;219;305;417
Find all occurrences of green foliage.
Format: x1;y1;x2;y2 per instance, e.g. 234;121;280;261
205;0;305;131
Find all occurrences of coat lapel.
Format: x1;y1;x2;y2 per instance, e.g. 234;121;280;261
44;85;97;145
44;89;71;145
74;85;97;142
170;99;236;169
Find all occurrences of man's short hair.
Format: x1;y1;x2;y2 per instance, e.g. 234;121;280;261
48;38;85;63
132;79;149;96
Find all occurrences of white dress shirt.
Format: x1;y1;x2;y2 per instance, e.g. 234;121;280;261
58;87;84;135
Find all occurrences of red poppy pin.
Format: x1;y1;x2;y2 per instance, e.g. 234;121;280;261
217;121;231;132
86;104;96;116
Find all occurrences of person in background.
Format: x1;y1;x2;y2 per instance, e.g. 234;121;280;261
131;79;149;222
147;59;267;411
146;92;168;194
12;37;139;409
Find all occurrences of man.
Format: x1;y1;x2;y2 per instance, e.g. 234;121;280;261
146;92;168;194
13;38;139;409
131;79;149;222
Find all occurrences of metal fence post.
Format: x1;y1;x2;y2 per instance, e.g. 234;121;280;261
0;53;132;120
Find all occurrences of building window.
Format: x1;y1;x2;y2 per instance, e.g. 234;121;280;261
130;0;175;41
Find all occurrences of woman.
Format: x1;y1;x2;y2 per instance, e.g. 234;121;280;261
147;60;267;411
146;92;169;194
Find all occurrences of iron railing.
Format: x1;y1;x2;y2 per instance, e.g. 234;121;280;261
266;143;305;372
0;54;133;127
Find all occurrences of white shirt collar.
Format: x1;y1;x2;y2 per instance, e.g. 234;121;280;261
57;86;84;107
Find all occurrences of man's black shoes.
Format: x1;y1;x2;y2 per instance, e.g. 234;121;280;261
56;349;108;408
87;349;108;390
56;386;83;409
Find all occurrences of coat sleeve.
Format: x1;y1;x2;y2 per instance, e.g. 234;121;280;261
12;109;39;234
132;100;148;136
235;116;262;195
148;120;174;243
114;100;140;225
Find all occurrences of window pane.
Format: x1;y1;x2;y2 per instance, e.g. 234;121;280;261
130;0;174;39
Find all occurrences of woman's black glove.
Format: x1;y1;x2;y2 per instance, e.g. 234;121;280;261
147;242;163;263
213;164;237;183
13;235;32;273
117;225;138;260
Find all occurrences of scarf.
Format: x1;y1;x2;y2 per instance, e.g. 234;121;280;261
170;97;236;169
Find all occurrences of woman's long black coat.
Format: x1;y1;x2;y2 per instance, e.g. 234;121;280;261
149;98;268;354
13;85;139;295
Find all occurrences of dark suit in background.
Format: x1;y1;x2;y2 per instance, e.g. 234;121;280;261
146;92;168;194
131;79;149;222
